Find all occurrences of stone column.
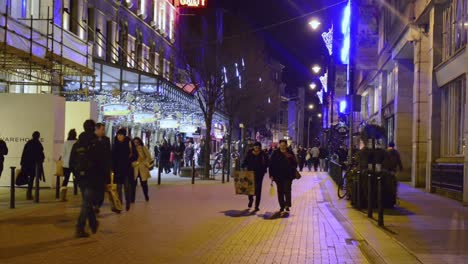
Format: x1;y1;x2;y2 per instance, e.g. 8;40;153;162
412;24;431;188
426;6;443;193
395;59;414;181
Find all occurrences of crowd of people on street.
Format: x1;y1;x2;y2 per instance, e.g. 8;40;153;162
294;145;328;172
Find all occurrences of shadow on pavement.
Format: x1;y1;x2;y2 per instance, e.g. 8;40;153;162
259;211;289;220
384;206;415;216
221;209;252;217
0;238;95;260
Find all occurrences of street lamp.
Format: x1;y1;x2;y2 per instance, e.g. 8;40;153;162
308;104;315;110
309;82;317;90
309;19;321;30
312;65;321;74
318;113;323;118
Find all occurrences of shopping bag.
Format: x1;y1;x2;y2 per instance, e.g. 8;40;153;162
107;173;122;213
233;170;255;195
55;159;64;177
15;169;29;186
269;181;276;197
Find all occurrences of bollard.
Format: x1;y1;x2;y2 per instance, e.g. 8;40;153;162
55;176;60;200
222;161;225;183
34;163;40;203
157;160;162;185
377;173;384;226
10;167;15;209
367;171;372;218
191;158;195;185
356;171;361;210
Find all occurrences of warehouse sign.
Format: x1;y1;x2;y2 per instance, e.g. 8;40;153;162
176;0;207;7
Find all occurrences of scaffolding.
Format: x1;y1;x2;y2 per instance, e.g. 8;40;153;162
0;4;94;92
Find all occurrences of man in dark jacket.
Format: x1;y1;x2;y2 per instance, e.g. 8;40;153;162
383;142;403;173
159;141;171;173
70;120;100;238
21;131;45;200
94;123;112;212
0;139;8;178
173;137;185;175
242;142;269;211
297;146;307;172
269;139;298;215
112;128;136;211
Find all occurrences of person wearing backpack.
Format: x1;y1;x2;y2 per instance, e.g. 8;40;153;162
0;139;8;178
21;131;45;200
69;120;100;238
112;128;136;211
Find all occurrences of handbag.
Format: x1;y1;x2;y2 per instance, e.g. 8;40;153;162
15;168;29;186
55;158;64;177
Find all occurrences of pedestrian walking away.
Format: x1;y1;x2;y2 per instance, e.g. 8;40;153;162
0;139;8;178
173;137;185;175
269;139;298;216
69;120;100;238
95;123;112;212
311;145;320;172
112;128;137;211
242;142;269;212
60;129;77;202
184;142;195;167
297;146;306;172
382;141;403;173
159;141;171;173
132;137;152;202
305;148;312;171
20;131;45;200
318;146;328;171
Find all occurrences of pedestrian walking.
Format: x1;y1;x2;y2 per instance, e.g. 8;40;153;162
60;129;77;202
154;143;160;167
297;146;306;172
69;120;100;238
95;123;112;211
242;142;269;212
311;145;320;172
184;142;195;167
159;141;171;173
269;139;297;215
305;149;312;171
112;128;136;211
131;137;152;202
0;139;8;178
20;131;45;200
383;142;403;173
173;137;185;175
318;146;328;171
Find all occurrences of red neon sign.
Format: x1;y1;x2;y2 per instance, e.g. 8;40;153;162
176;0;207;8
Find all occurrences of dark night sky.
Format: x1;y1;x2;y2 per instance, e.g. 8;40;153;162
215;0;347;92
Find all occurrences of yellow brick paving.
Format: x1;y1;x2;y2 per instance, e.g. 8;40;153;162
0;172;369;264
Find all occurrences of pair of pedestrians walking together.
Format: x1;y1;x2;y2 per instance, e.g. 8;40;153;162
242;140;298;215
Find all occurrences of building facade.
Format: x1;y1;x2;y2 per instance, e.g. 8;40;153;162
356;0;468;203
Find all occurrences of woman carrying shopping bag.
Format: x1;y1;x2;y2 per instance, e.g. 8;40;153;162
241;142;269;212
131;137;152;202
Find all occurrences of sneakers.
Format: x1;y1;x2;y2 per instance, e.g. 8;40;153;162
75;230;90;238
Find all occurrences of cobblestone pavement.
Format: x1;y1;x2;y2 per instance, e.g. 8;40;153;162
0;172;370;264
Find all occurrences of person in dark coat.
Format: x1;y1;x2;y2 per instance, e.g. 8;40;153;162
383;142;403;173
242;142;269;211
173;137;185;175
21;131;45;200
159;141;171;173
112;128;136;211
269;139;297;215
94;123;112;212
69;120;101;238
154;144;160;167
297;146;307;172
0;139;8;178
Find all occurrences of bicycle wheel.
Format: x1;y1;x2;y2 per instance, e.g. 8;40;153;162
212;157;222;174
337;171;349;199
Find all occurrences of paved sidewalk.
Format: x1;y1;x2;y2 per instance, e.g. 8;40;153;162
0;172;369;264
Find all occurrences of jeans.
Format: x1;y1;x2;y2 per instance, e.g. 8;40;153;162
312;158;319;172
76;183;97;231
319;159;326;171
117;176;133;208
173;159;181;175
276;179;292;210
248;173;265;208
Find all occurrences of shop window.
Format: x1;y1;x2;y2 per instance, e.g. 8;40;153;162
441;76;466;156
106;21;118;63
442;0;468;61
159;2;166;34
386;116;395;144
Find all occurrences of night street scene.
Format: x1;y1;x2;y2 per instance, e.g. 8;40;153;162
0;0;468;263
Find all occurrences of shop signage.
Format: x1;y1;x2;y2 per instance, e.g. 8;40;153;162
159;118;179;129
103;103;131;116
133;113;156;124
176;0;207;8
179;124;197;133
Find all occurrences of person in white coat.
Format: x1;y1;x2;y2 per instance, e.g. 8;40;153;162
61;129;77;201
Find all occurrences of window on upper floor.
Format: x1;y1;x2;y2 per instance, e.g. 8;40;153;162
127;35;136;68
141;44;150;72
169;7;175;41
386;69;396;104
441;76;466;156
442;0;468;61
159;2;166;34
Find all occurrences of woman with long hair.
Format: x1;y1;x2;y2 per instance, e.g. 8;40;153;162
131;137;152;202
60;129;78;201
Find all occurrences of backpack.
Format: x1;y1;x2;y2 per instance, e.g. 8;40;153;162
70;140;94;177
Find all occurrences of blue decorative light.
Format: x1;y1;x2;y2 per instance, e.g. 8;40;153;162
339;100;347;113
341;1;350;64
